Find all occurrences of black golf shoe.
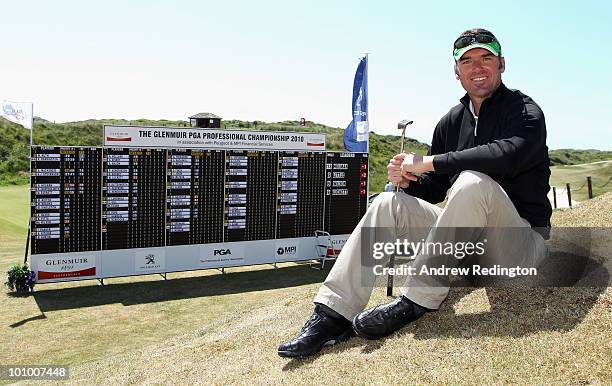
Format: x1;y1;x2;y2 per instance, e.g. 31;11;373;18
352;295;428;340
278;304;354;358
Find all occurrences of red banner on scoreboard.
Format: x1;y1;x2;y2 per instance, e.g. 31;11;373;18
36;255;97;281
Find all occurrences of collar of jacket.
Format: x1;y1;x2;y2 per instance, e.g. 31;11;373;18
459;82;509;113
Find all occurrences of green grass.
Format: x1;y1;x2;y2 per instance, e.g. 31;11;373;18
0;117;430;192
549;148;612;166
3;116;611;193
550;160;612;201
0;185;334;369
0;185;29;256
0;186;30;233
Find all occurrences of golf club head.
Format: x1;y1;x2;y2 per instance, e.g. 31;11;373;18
394;120;413;193
397;120;414;130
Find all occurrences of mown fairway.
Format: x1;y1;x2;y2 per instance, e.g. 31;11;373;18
550;160;612;202
0;185;30;269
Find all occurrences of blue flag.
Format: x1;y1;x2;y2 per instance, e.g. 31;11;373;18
343;56;368;152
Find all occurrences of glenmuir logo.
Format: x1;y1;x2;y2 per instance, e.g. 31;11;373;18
37;255;96;280
45;257;89;265
106;130;131;142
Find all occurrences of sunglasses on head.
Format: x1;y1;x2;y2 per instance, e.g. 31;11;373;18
453;33;498;50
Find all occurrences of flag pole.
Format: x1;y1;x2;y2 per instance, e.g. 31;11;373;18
24;104;33;264
363;53;371;208
365;53;369;153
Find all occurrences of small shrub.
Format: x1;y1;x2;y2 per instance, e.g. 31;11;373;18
5;264;36;294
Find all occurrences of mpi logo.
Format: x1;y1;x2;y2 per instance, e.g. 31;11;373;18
277;246;297;256
214;249;231;256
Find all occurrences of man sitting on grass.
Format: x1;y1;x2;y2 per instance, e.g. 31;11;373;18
278;28;552;358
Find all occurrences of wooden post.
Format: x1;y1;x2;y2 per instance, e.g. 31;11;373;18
587;176;593;199
552;187;557;209
566;183;572;208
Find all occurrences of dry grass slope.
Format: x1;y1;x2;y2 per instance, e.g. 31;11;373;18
1;192;610;385
553;191;612;227
20;195;610;385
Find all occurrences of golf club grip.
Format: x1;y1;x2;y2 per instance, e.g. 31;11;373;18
393;129;407;192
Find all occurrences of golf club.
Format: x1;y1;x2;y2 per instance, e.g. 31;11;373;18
388;119;413;297
394;120;413;192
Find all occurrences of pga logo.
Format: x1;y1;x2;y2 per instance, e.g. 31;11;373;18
200;245;243;267
276;246;297;256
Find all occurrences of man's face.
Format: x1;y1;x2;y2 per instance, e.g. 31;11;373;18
455;48;505;99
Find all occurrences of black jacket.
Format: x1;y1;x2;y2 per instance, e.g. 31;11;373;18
403;83;552;227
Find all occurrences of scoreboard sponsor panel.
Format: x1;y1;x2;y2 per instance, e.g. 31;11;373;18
31;146;368;283
103;125;327;150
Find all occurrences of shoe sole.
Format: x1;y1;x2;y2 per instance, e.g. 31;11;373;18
277;329;354;358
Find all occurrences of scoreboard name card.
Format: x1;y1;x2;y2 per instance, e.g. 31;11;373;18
31;146;368;283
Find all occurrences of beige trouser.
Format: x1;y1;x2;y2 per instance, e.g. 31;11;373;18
313;170;548;319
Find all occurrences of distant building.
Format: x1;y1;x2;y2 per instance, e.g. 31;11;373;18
189;112;221;128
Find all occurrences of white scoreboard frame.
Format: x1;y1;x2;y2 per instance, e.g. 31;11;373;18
32;235;350;283
31;125;365;284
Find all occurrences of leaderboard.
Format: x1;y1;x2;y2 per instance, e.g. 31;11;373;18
276;151;326;238
31;146;368;255
102;148;166;250
324;152;369;235
166;149;225;246
31;146;102;254
224;150;278;242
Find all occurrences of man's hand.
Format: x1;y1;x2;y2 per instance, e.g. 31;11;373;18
401;153;435;175
387;153;418;189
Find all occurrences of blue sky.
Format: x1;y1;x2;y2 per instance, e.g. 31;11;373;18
1;0;611;149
